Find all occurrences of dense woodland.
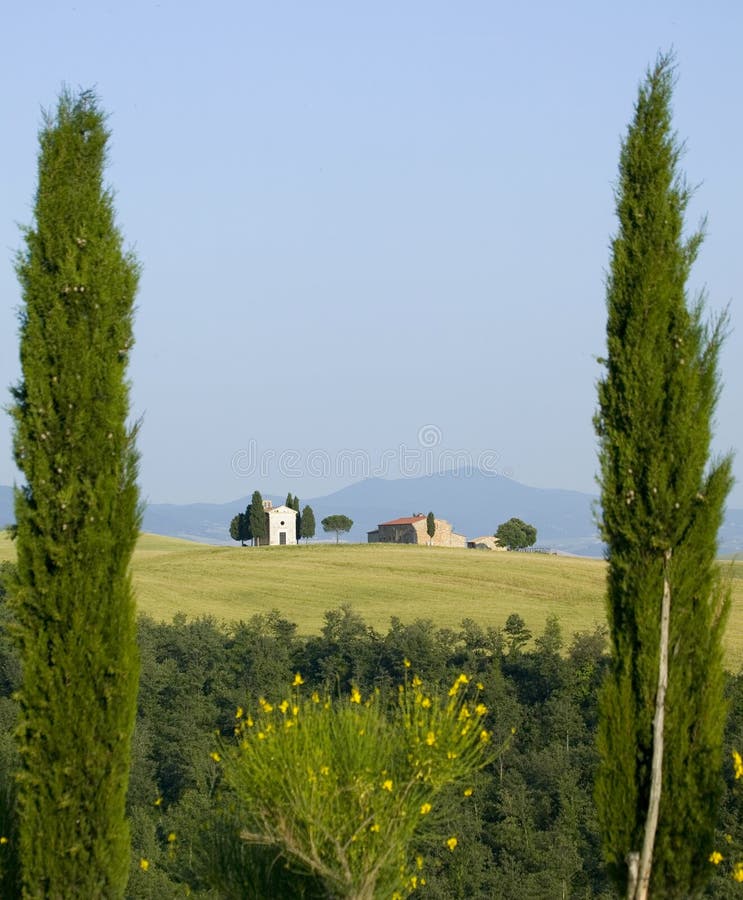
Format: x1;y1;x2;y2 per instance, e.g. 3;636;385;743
0;559;741;898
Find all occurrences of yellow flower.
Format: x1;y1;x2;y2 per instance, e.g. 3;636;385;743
279;699;289;714
246;715;254;727
448;683;460;697
410;875;418;889
446;837;458;851
457;673;470;685
0;837;7;845
734;861;743;883
382;779;393;792
420;802;432;815
458;706;471;721
292;672;305;686
139;858;150;871
210;751;221;762
426;731;436;746
154;797;162;807
257;731;266;740
416;855;423;870
311;691;320;703
464;787;473;797
733;750;743;779
370;823;380;832
421;697;431;709
475;703;488;716
476;681;484;690
259;698;273;713
479;729;491;743
726;833;734;843
167;832;176;843
350;687;362;704
412;675;422;687
235;706;243;719
403;658;411;668
709;851;723;865
320;765;330;776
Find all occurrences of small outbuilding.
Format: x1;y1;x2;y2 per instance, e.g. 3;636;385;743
467;536;505;551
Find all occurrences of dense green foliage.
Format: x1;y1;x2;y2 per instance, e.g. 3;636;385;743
0;571;742;897
595;55;732;897
248;490;266;546
301;505;316;541
228;512;251;546
427;512;436;544
495;518;537;550
291;494;301;542
9;90;140;897
321;515;354;543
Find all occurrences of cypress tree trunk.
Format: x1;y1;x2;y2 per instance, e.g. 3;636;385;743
594;54;732;898
10;89;140;898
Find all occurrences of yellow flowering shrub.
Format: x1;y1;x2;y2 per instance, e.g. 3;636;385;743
222;673;494;898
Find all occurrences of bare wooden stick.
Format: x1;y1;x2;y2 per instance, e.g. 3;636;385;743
630;549;672;900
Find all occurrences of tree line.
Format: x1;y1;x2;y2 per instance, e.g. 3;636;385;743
229;496;355;546
1;567;742;898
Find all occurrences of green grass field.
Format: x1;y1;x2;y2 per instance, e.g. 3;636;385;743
2;532;742;667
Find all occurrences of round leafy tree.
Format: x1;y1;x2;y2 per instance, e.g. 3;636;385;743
495;518;537;550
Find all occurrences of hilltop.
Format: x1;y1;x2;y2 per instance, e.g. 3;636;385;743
4;533;743;667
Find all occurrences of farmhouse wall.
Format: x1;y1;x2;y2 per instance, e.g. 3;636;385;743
377;522;418;543
411;518;467;548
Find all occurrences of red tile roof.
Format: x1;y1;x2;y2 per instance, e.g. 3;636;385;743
380;516;425;526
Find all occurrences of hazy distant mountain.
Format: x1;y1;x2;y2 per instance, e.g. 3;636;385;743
305;472;601;548
137;473;602;551
3;476;742;558
139;472;743;557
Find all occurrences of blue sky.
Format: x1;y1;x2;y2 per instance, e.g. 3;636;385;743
1;1;741;505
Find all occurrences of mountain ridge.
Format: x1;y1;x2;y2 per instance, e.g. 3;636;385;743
3;476;742;558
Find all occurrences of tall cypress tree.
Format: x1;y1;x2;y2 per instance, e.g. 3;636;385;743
10;90;140;897
594;55;732;898
291;494;301;542
249;490;267;546
300;505;315;542
426;511;436;546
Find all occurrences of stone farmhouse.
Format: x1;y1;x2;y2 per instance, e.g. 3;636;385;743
257;500;297;546
367;515;467;548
